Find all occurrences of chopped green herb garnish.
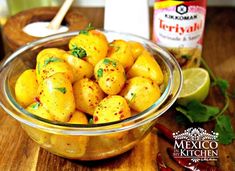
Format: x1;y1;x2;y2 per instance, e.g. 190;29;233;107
79;23;95;35
43;57;63;67
71;45;87;58
31;102;40;110
129;92;136;104
181;54;192;59
89;118;94;124
97;68;103;78
103;58;117;67
103;58;112;65
54;87;67;94
115;46;120;52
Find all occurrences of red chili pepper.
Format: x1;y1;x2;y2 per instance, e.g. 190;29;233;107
167;148;220;171
157;152;174;171
155;123;174;143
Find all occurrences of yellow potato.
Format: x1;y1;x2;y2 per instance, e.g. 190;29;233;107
73;78;105;115
39;73;75;122
27;102;54;120
120;77;161;112
69;30;108;66
107;40;134;69
62;52;93;82
36;48;66;63
127;50;164;84
50;111;88;158
24;102;54;144
93;95;131;124
128;41;145;61
94;58;126;95
37;60;74;83
15;69;38;107
36;48;66;78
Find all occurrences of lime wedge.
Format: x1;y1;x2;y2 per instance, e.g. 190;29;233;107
177;68;210;105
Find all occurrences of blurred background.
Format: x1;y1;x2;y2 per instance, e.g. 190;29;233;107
1;0;235;25
0;0;235;59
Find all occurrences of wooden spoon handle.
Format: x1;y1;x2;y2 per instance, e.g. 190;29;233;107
48;0;74;30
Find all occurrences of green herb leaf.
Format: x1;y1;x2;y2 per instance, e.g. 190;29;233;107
71;45;87;58
103;58;117;67
129;92;136;104
97;68;103;78
176;100;220;123
31;102;40;110
215;115;235;144
89;118;93;124
213;78;229;95
79;23;95;35
44;57;63;67
115;46;120;52
181;54;192;60
103;58;112;65
54;87;67;94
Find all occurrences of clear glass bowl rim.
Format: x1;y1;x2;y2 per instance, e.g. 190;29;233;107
0;30;183;135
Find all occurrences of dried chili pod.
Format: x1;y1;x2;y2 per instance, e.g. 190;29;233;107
155;123;174;143
157;152;174;171
167;148;220;171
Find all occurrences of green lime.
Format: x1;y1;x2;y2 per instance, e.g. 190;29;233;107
177;67;210;105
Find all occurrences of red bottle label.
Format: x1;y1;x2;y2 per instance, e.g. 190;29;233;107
153;0;207;68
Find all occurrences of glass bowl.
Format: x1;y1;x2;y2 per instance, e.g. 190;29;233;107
0;31;182;160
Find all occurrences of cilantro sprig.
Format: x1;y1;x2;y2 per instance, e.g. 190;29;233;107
54;87;67;94
79;23;95;35
176;58;235;145
31;102;40;110
43;57;63;67
71;45;87;58
176;100;220;123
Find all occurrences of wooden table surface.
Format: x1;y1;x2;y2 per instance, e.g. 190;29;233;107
0;7;235;171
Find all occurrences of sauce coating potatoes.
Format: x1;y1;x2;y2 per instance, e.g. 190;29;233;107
15;27;164;126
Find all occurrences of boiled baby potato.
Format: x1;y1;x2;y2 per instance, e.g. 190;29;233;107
15;69;38;107
93;95;131;124
24;102;54;144
120;77;161;112
107;40;134;69
94;58;126;95
36;48;66;64
36;48;66;77
50;111;88;158
69;29;108;66
73;78;105;115
128;41;145;61
39;73;75;122
127;50;164;85
27;102;54;120
37;60;74;83
62;52;93;82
